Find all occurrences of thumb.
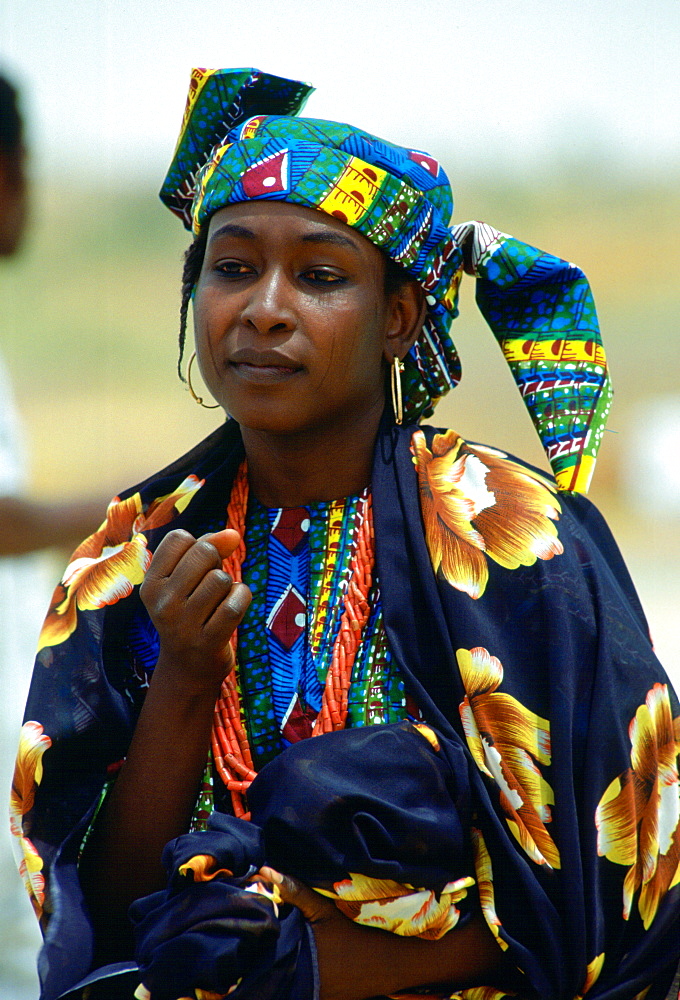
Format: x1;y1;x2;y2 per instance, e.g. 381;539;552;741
258;868;335;924
203;527;242;560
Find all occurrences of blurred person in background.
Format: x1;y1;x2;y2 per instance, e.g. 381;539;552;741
1;72;105;1000
0;74;104;554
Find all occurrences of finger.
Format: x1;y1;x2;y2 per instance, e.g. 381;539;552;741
200;581;252;640
203;528;242;561
158;535;225;596
164;532;239;596
272;873;335;923
143;528;198;581
183;566;234;622
142;535;228;620
257;866;284;885
185;569;251;630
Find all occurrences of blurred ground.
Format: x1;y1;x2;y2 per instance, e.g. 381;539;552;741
0;170;678;996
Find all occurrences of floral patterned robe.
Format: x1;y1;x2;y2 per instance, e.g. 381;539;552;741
11;418;680;1000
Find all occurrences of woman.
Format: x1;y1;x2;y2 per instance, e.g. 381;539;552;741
11;68;680;1000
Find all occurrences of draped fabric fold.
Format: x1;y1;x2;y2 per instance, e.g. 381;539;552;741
10;418;680;1000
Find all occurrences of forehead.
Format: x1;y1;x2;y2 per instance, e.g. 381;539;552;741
205;200;385;261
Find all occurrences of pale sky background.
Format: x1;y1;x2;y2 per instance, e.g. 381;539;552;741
1;0;679;183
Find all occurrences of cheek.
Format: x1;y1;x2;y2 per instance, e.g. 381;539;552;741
192;289;225;346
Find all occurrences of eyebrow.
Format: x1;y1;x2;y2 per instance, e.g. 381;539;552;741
209;223;257;243
208;223;361;254
300;231;361;253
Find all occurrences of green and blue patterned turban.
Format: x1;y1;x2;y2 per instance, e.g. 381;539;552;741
161;67;611;493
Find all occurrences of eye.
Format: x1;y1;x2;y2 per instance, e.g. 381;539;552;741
303;268;345;286
214;259;255;278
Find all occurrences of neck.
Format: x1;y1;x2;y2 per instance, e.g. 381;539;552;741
240;403;385;508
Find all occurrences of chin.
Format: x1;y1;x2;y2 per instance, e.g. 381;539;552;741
227;403;306;436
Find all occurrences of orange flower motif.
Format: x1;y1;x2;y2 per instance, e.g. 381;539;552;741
135;989;235;1000
178;854;235;883
411;429;563;599
576;954;605;998
9;721;52;917
596;684;680;929
318;871;475;939
470;826;508;952
446;988;517;1000
37;475;204;651
458;647;560;869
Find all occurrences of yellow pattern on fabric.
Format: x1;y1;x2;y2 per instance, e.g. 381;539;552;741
309;498;345;654
192;142;233;234
500;339;607;366
555;455;596;493
319;156;387;226
175;68;219;153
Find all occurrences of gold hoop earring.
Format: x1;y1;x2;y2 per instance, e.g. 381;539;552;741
391;356;403;426
187;351;220;409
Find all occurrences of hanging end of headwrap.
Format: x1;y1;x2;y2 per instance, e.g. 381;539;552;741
553;447;599;494
160;67;314;229
548;360;613;493
454;221;613;494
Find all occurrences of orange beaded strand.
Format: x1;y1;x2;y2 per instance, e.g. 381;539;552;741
210;461;375;818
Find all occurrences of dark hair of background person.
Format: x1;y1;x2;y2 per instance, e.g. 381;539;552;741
0;74;23;153
0;72;28;258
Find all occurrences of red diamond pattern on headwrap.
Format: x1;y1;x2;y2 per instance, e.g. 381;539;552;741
267;584;306;650
271;506;309;552
408;149;440;178
241;149;290;197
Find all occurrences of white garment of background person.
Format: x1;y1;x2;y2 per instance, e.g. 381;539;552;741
0;353;51;1000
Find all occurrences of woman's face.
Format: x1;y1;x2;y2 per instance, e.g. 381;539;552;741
192;201;400;438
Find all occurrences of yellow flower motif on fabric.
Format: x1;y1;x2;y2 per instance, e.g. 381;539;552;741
458;648;560;869
37;475;204;651
178;854;235;883
596;684;680;929
316;871;475;940
9;722;52;918
447;988;518;1000
470;826;508;952
412;429;563;599
575;954;605;998
631;989;652;1000
411;722;441;751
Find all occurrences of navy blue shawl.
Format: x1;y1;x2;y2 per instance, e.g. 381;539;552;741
15;419;680;1000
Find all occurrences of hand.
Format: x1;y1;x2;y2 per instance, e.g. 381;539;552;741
259;868;390;1000
259;867;516;1000
83;531;252;939
140;528;252;692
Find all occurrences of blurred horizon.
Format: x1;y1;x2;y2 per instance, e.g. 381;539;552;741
1;166;678;680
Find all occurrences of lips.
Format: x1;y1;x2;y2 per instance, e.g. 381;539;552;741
228;349;303;383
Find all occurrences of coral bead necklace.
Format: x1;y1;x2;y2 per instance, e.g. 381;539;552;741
210;461;376;819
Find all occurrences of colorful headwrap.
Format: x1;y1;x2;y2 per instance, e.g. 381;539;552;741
161;67;612;492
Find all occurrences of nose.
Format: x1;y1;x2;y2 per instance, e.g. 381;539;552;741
240;268;296;334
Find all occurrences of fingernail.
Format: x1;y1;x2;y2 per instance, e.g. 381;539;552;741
263;865;284;884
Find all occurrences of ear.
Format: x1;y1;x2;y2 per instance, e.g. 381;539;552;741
383;279;427;364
